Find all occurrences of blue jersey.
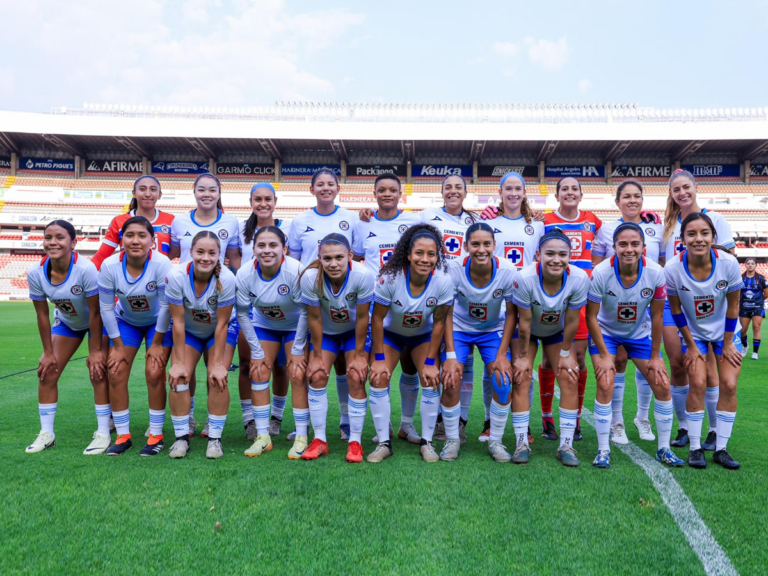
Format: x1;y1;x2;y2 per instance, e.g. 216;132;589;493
740;273;767;310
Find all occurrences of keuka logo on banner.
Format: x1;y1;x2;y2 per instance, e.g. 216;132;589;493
681;164;740;178
347;165;407;177
478;165;539;178
611;165;671;178
281;164;341;177
217;163;275;176
152;161;210;174
86;160;142;173
19;157;76;171
412;165;473;178
545;165;605;178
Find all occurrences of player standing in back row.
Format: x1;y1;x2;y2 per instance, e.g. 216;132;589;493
739;257;768;360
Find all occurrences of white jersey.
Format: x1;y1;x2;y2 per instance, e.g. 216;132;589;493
373;268;455;336
287;206;358;265
98;250;173;337
352;210;421;275
28;253;99;332
490;215;544;268
447;257;515;333
663;209;735;261
236;256;303;331
588;257;667;340
419;207;476;260
171;209;241;265
664;249;743;342
299;261;374;335
511;263;590;337
593;219;664;264
238;218;292;263
163;263;237;339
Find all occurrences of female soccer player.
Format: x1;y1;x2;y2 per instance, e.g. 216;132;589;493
665;213;743;469
98;216;173;456
161;231;237;459
294;233;373;462
369;224;454;463
586;222;684;468
443;223;516;462
739;257;768;360
26;220;108;454
662;169;736;449
236;226;309;459
287;168;358;440
511;229;589;466
592;180;665;445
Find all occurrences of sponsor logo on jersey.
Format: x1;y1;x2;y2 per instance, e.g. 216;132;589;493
617;305;637;321
540;311;560;325
566;234;582;255
443;234;463;256
345;292;357;301
525;225;535;236
55;301;76;315
393;299;403;306
193;310;212;323
715;280;728;292
146;281;157;292
380;248;394;267
129;297;150;311
607;290;617;297
260;306;286;320
277;284;290;296
431;216;442;222
339;221;350;231
493;288;503;299
469;305;488;320
208;295;218;307
641;288;653;299
116;287;125;295
504;246;524;266
367;231;377;238
70;284;83;295
184;231;192;236
426;297;437;307
402;313;423;327
680;284;691;291
398;224;408;234
531;299;541;305
218;229;228;240
305;226;315;233
330;308;350;323
694;297;715;317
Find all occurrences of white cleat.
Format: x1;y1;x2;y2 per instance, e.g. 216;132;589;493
206;438;224;459
610;422;629;445
83;431;111;455
741;347;748;358
26;431;56;453
439;439;461;461
397;422;421;444
633;417;655;441
169;437;190;459
752;352;759;360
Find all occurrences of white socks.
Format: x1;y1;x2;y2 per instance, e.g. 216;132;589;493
208;414;227;439
482;366;492;420
39;402;57;435
293;408;309;437
715;411;736;451
611;372;625;425
442;401;461;440
336;375;349;426
95;403;111;435
112;409;130;436
511;409;529;446
671;385;689;429
459;354;474;421
559;407;578;448
399;373;419;425
369;387;391;443
309;386;328;442
420;388;440;441
654;399;674;449
149;409;165;436
594;400;612;451
705;387;720;432
348;395;368;443
635;368;653;420
253;404;270;435
271;394;287;420
240;399;253;425
686;409;705;450
490;400;511;441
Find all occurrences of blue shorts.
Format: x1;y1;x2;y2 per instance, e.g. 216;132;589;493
663;300;676;327
681;333;743;356
740;308;765;319
51;318;90;340
311;329;372;356
445;331;511;365
105;318;173;349
512;328;564;347
254;327;296;367
589;334;653;360
383;330;432;353
226;316;240;348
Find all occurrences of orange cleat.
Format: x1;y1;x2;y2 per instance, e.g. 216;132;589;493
300;438;329;460
346;441;364;463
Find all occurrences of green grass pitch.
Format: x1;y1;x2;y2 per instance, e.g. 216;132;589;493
0;301;765;574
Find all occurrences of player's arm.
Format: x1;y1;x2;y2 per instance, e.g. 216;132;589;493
720;285;742;368
167;303;189;389
32;299;57;381
85;294;105;381
668;295;702;373
207;304;233;390
423;304;450;390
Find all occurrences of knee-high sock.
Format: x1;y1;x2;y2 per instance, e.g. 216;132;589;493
460;354;474;421
347;395;367;444
576;370;588;429
539;367;556;427
148;408;165;437
252;404;270;435
39;403;58;435
207;414;227;439
671;385;689;429
635;368;653;421
336;375;349;426
715;411;736;451
594;400;612;451
482;366;492;420
442;401;461;440
754;339;761;353
95;404;111;435
399;373;420;424
369;387;391;443
704;387;720;432
490;401;511;442
559;407;578;448
420;388;441;441
654;399;674;450
241;399;253;425
112;409;130;436
686;409;705;451
271;394;287;420
293;408;309;437
308;386;329;442
511;409;529;446
611;372;625;425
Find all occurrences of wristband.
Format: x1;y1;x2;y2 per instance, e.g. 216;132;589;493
559;348;571;357
671;313;688;329
724;317;738;333
375;353;385;362
445;351;457;360
424;357;436;366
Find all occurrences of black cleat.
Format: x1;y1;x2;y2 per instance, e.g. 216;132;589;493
574;425;583;442
106;436;133;456
140;436;165;457
701;431;717;451
671;428;689;447
688;448;707;469
541;420;558;441
228;363;239;372
713;449;740;470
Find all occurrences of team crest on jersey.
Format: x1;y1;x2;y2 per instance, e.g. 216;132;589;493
493;289;503;299
504;246;524;266
402;313;423;327
146;281;157;292
193;310;212;323
695;298;715;317
55;301;76;315
641;288;653;299
70;285;83;295
218;229;228;240
53;318;61;327
524;225;535;236
398;224;408;234
645;228;655;237
260;307;285;320
715;280;727;292
346;293;357;301
129;297;150;311
277;284;290;296
464;216;473;226
161;225;171;234
617;305;637;321
583;222;591;231
469;305;488;321
339;221;350;231
443;234;463;256
208;295;218;307
540;311;560;325
426;297;437;307
330;309;350;323
380;248;394;267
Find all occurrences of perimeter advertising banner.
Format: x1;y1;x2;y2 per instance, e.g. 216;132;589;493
216;163;275;176
545;165;605;178
477;165;539;178
86;159;142;173
151;161;210;174
18;157;76;171
611;165;671;178
412;165;473;178
0;157;11;170
681;164;740;178
281;164;341;177
346;164;407;177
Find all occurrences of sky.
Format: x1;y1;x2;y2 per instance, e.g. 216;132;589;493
0;0;765;112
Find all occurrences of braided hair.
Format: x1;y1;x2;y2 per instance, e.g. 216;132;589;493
380;223;446;279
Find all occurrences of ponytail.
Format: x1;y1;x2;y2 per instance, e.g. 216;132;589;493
243;213;259;246
298;259;325;300
129;197;138;211
213;260;223;293
520;197;534;224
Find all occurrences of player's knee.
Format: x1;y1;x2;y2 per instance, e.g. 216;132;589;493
309;373;328;388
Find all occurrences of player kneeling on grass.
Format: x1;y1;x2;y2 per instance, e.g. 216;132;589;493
296;234;373;463
665;213;743;470
369;224;454;463
99;216;174;457
26;220;108;454
511;230;589;467
236;226;309;459
586;222;684;469
442;223;516;462
162;231;236;460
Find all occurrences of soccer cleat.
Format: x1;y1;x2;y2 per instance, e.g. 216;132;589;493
527;426;535;445
287;430;297;440
397;422;421;444
188;416;197;437
701;431;717;452
478;419;491;443
434;420;446;441
610;422;629;445
26;431;56;454
145;426;151;438
109;416;116;433
656;447;685;467
670;428;689;447
346;441;364;463
301;438;329;460
512;442;531;465
574;425;583;442
206;438;224;459
367;441;393;463
592;449;611;468
688;448;707;469
169;436;190;459
372;422;395;444
201;420;210;438
741;347;748;358
634;417;655;441
458;419;467;445
419;439;440;462
541;420;558;441
713;449;740;470
339;424;350;440
440;439;461;461
244;420;258;442
556;445;580;467
83;431;111;455
140;435;165;457
752;352;759;360
268;416;282;437
229;363;239;372
106;434;133;456
287;436;308;460
488;440;512;462
244;434;273;458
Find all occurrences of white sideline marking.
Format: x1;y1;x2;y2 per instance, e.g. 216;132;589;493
554;387;738;576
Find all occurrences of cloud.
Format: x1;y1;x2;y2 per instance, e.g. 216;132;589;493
493;41;519;59
578;79;592;94
525;36;570;71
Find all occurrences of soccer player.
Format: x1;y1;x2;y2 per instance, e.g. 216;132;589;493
287;168;358;440
443;223;516;462
294;233;373;462
662;169;736;449
26;220;108;454
369;224;454;463
511;229;589;466
586;222;684;468
90;175;175;269
236;226;309;460
665;213;743;469
98;216;174;456
161;231;237;459
592;180;665;445
739;257;768;360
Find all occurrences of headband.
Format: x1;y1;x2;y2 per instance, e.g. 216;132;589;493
409;231;439;249
499;171;525;188
250;182;276;195
613;221;645;242
538;229;572;250
319;233;350;249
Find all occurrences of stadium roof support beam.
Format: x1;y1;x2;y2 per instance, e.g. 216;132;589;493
0;132;19;155
329;139;348;163
41;134;84;158
536;140;558;162
401;140;415;163
187;137;217;161
740;140;768;162
469;140;486;163
114;136;151;160
671;140;707;162
258;139;282;161
604;140;633;162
